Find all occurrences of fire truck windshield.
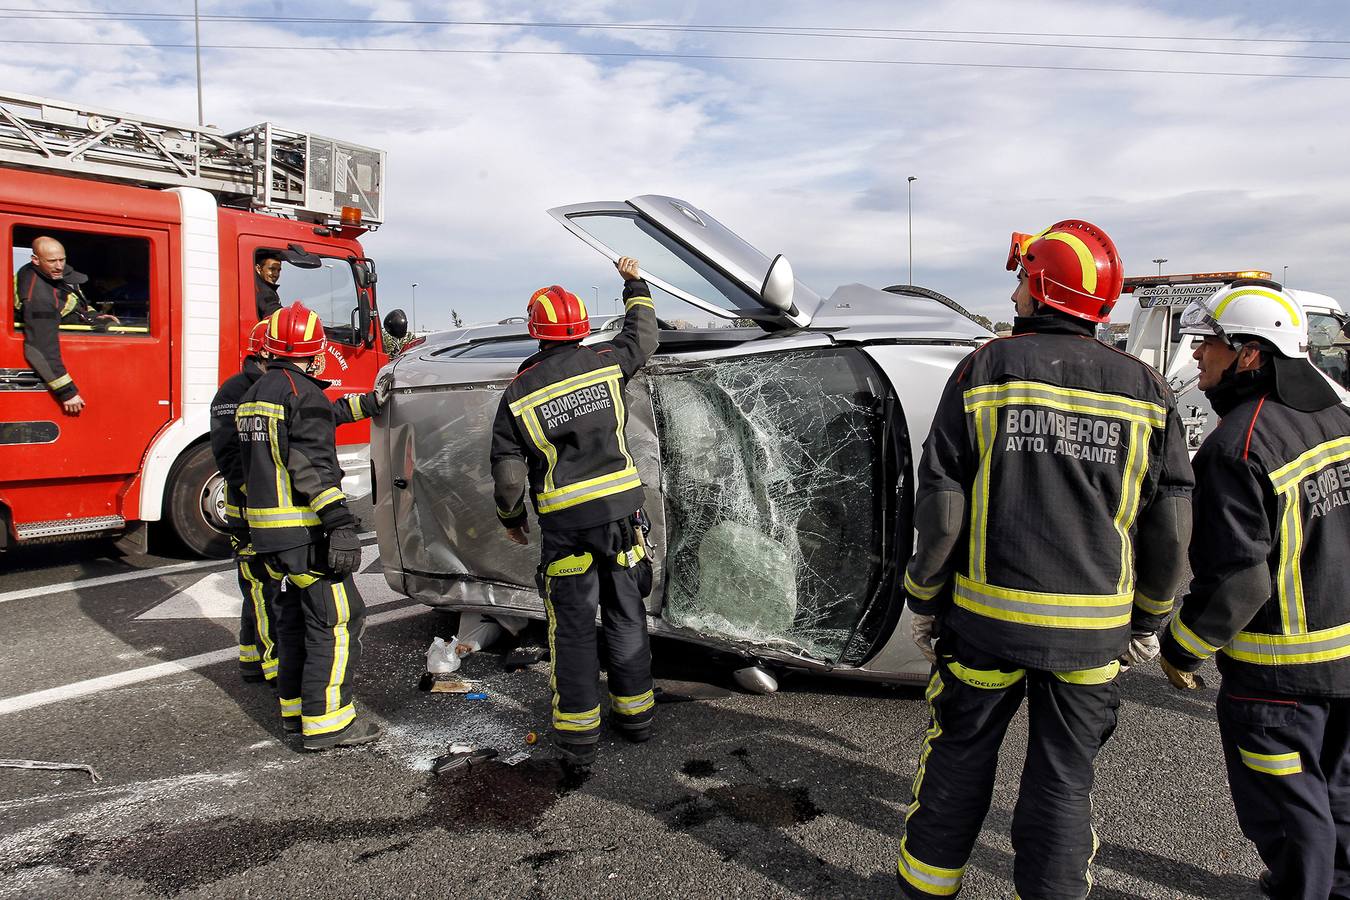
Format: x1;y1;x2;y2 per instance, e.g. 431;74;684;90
274;256;362;347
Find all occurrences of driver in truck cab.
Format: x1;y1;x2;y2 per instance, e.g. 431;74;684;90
490;256;659;769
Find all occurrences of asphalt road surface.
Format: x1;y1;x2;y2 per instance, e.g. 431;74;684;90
0;518;1262;899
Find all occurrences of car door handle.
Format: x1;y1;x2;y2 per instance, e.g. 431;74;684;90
393;477;408;489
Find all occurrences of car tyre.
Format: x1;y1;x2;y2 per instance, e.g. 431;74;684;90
166;442;232;559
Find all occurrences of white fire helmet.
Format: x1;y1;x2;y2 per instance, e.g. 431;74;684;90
1178;281;1308;359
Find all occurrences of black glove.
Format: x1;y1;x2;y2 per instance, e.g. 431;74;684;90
327;525;362;576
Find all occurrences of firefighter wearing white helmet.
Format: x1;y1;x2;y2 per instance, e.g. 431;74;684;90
1163;279;1350;899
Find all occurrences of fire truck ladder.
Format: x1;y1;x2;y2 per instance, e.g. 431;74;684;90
0;91;384;226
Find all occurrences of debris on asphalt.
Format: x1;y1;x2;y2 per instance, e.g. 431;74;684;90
524;731;538;745
418;675;480;694
425;636;461;674
0;757;102;783
431;746;498;776
501;751;530;766
502;645;548;671
653;679;733;703
465;692;488;700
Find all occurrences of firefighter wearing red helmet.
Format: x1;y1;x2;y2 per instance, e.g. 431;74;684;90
211;318;385;688
490;257;659;767
234;302;382;750
895;221;1194;899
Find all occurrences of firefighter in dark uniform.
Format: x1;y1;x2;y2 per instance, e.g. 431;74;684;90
897;221;1194;900
254;251;283;319
1161;282;1350;900
236;301;377;750
14;236;115;414
210;319;383;685
490;256;659;767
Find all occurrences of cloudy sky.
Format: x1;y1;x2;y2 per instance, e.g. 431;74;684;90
3;0;1348;329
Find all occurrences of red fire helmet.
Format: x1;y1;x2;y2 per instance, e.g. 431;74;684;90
1006;220;1124;324
527;285;590;342
262;301;326;358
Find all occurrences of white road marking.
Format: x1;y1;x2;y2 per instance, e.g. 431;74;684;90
0;533;379;606
0;603;425;717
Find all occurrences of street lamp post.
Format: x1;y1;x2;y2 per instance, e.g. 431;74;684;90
1152;258;1168;276
410;283;418;333
907;175;918;285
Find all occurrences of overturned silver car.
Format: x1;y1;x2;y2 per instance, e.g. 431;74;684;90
372;196;989;686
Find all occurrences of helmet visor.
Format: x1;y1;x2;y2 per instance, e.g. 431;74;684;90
1178;298;1232;343
1006;232;1034;272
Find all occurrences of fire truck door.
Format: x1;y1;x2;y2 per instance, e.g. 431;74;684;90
4;222;172;483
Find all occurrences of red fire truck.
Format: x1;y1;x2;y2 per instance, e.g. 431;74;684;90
0;92;402;556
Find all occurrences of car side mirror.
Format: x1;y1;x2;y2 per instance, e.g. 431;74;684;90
384;309;408;339
760;254;795;313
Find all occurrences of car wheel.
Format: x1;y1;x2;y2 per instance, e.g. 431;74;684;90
167;442;232;558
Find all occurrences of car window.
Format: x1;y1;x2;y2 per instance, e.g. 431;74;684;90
650;348;885;662
1309;312;1350;389
564;212;760;319
11;225;152;335
448;338;538;360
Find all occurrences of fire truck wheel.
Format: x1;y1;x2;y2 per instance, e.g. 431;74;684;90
167;442;233;558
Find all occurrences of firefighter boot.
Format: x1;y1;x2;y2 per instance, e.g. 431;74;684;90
303;718;383;751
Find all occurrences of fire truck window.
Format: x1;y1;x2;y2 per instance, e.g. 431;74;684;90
11;226;152;334
274;258;360;346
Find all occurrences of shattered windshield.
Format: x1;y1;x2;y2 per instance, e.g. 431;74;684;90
650;349;885;661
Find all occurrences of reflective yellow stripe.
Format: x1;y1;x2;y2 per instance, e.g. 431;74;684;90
496;500;525;520
240;560;276;667
1114;422;1150;594
615;542;645;568
610;689;655;715
1214;288;1300;328
47;373;72;390
953;575;1132;629
904;570;945;602
1269;437;1350;492
1239;747;1302;777
1134;591;1174;616
302;703;355;736
610;373;636;473
545;553;593;577
963;381;1167;428
325;580;351;714
267;417;291;511
246;505;321;528
236;400;286;418
947;662;1024;690
239;644;261;663
518;407;560;492
287;572;320;589
897;836;964;897
279;696;301;716
1224;621;1350;665
345;395;366;421
535;293;558;323
47;323;151;334
1276;486;1307;634
1053;660;1121;685
553;704;602;732
625;296;655;311
906;671;945;821
303;310;319;340
60;292;80;318
535;466;643;514
1169;615;1220;659
510;365;623;413
969;406;995;583
311;487;345;512
1041;231;1098;294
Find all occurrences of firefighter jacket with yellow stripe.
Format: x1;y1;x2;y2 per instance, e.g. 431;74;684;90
14;262;85;402
904;314;1195;671
491;278;658;532
235;359;357;553
1162;371;1350;697
212;357;375;534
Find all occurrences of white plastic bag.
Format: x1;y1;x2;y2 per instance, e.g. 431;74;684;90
425;636;461;674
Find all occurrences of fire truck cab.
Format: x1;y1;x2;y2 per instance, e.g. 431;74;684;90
1123;270;1349;451
0;92;402;556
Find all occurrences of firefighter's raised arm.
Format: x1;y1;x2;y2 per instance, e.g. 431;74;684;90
597;256;658;378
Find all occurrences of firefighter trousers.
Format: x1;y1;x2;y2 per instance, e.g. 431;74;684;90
1218;684;1350;900
263;543;366;738
234;545;279;682
898;630;1120;900
538;517;654;744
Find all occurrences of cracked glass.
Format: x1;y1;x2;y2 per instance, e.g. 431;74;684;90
650;348;884;661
